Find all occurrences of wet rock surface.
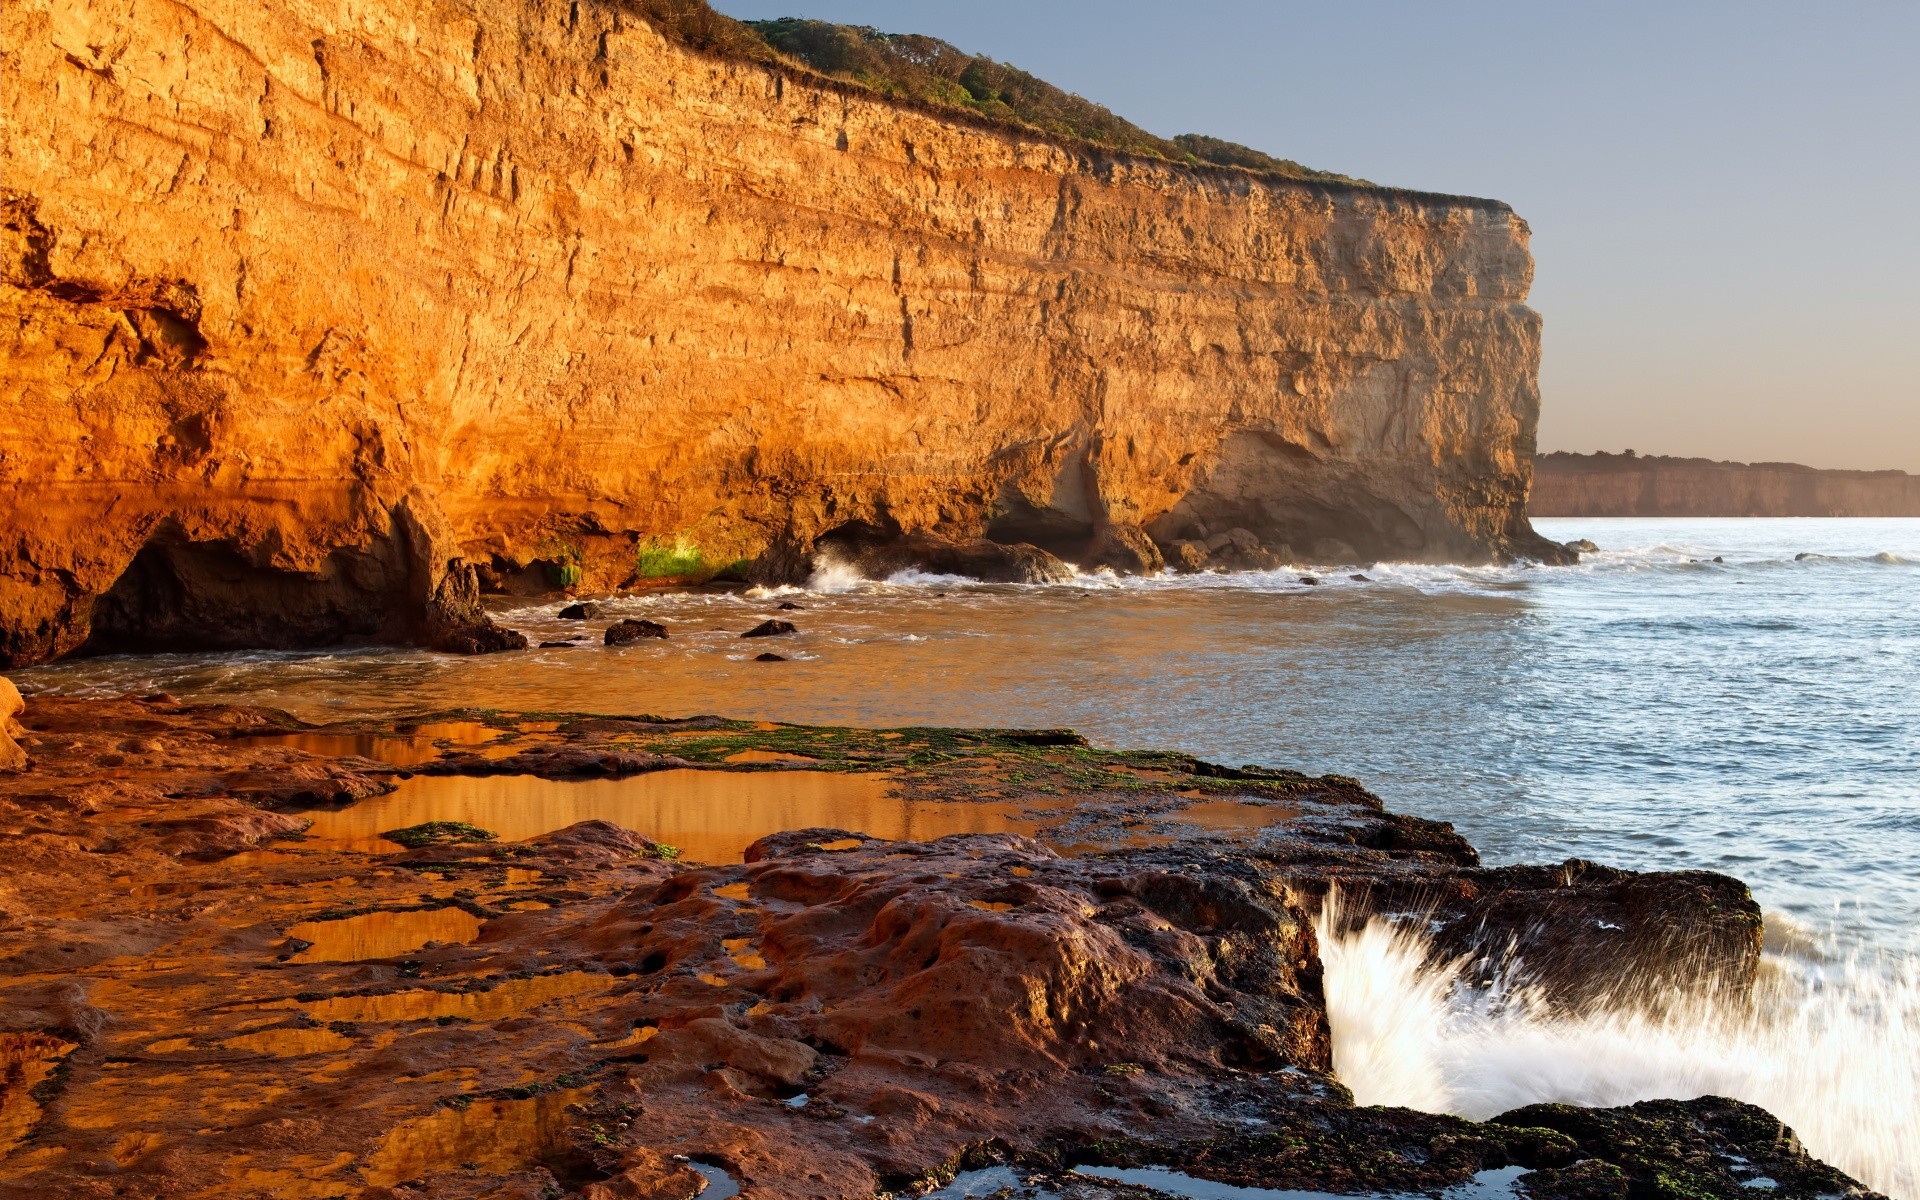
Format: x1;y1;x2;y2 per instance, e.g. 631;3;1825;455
0;696;1873;1198
606;619;671;645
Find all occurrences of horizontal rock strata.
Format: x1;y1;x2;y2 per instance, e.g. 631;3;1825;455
0;697;1866;1198
1532;452;1920;517
2;0;1561;665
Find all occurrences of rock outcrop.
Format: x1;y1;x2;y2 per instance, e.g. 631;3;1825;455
1;0;1562;665
0;700;1870;1198
1532;452;1920;517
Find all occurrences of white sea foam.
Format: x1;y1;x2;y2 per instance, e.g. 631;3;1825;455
804;554;867;593
1317;896;1920;1199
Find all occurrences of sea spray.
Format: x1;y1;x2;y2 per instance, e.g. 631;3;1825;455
1316;899;1920;1199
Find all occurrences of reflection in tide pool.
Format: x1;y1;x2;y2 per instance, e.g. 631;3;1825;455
284;906;483;962
298;769;1018;863
27;518;1912;949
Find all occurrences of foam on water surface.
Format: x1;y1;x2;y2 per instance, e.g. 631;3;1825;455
1317;896;1920;1199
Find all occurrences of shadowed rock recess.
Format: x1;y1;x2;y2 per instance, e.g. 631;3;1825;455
1;0;1566;666
0;697;1876;1198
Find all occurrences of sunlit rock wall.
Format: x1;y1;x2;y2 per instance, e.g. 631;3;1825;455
0;0;1558;664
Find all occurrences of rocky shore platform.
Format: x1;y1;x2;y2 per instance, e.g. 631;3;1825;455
0;694;1876;1199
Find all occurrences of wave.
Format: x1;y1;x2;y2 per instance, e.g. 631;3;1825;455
1317;894;1920;1198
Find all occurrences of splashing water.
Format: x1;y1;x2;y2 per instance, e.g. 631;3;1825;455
1316;900;1920;1199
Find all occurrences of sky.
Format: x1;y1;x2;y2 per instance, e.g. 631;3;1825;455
713;1;1920;472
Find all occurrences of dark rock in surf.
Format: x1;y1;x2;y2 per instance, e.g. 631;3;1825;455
558;602;599;619
1350;574;1371;582
1298;576;1319;586
1495;1096;1872;1200
538;640;579;648
1164;539;1211;573
842;532;1075;584
605;619;668;645
1078;522;1165;575
1565;539;1600;554
778;601;804;610
753;652;786;662
742;620;796;639
429;620;528;655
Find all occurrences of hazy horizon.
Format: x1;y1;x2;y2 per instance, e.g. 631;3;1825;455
713;0;1920;474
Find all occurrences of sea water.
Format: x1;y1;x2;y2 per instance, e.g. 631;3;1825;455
19;517;1919;1190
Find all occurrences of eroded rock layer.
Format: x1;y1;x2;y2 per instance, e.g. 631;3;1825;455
1;0;1559;664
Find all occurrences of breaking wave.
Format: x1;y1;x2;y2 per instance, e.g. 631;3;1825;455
1316;898;1920;1199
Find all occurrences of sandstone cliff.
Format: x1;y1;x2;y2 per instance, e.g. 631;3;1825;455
1533;452;1920;517
1;0;1561;665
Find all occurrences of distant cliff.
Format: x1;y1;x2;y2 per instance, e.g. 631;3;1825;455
0;0;1561;666
1532;453;1920;517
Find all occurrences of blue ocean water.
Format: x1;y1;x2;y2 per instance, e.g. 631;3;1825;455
20;517;1919;952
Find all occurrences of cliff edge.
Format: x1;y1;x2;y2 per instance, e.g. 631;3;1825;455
1533;452;1920;517
1;0;1562;665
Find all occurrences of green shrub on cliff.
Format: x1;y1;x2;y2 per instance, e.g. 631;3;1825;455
626;3;1364;185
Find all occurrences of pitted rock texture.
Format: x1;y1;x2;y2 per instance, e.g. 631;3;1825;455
1;0;1561;664
0;698;1831;1198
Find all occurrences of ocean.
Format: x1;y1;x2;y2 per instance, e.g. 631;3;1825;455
18;517;1919;1192
23;517;1917;951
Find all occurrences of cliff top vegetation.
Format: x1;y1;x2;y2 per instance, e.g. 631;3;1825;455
621;0;1367;185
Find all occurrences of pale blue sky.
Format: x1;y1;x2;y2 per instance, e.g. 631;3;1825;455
713;1;1920;471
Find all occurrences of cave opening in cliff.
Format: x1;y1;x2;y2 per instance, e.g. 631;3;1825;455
981;506;1095;562
79;524;408;657
811;518;903;564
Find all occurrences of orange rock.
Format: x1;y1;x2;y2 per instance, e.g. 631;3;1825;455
0;677;25;771
0;0;1564;665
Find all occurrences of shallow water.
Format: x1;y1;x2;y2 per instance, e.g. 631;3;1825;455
297;769;904;860
284;906;483;962
15;517;1919;1189
289;768;1294;862
25;517;1916;952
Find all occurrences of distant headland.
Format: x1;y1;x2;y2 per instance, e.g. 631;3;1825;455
1532;451;1920;517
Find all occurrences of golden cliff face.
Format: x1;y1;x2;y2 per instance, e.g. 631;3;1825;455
0;0;1559;665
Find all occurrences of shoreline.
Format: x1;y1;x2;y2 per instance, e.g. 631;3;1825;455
0;693;1875;1198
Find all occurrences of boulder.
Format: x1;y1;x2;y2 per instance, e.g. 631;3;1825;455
742;620;796;638
1163;539;1212;573
1078;523;1165;575
427;620;529;654
605;619;669;645
848;534;1074;584
558;602;600;619
0;676;25;771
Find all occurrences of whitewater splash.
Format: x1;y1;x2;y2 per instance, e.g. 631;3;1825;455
1315;899;1920;1199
